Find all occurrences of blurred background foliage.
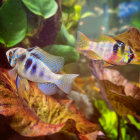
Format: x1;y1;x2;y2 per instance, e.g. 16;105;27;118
0;0;140;140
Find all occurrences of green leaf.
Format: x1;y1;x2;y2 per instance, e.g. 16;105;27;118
73;5;81;21
62;0;76;7
95;100;118;140
0;0;27;47
22;0;58;19
95;100;138;140
56;24;76;47
44;45;79;64
131;17;140;29
128;115;140;130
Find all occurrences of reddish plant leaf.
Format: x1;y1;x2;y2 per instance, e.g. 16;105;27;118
79;131;99;140
89;60;140;117
0;68;99;138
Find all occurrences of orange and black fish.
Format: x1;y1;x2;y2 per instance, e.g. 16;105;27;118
76;31;137;66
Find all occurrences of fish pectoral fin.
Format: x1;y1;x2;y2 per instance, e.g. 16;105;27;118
104;61;116;67
8;67;17;80
27;47;64;73
16;76;30;94
38;83;57;95
22;78;30;92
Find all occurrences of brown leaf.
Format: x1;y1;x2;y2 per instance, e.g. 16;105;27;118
0;68;99;138
89;60;140;117
107;90;140;117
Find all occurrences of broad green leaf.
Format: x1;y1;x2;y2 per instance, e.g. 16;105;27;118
0;0;27;47
44;45;79;64
56;24;76;47
22;0;58;19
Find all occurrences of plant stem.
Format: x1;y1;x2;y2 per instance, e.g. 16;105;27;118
117;115;122;140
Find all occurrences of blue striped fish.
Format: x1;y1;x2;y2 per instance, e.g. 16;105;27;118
6;47;78;95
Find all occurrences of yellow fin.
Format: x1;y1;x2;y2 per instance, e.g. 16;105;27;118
76;31;90;51
97;34;115;43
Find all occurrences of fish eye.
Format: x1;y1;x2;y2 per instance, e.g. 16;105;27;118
130;53;135;59
9;51;13;58
127;53;135;64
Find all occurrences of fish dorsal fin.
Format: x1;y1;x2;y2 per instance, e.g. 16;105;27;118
97;34;115;43
76;31;90;51
28;47;64;73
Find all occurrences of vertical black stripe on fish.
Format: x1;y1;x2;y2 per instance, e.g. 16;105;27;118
129;47;133;53
127;48;134;64
116;40;125;54
9;51;12;57
25;58;32;71
30;53;41;60
9;58;11;63
31;63;37;74
9;51;13;63
19;54;26;61
13;48;18;53
27;48;35;52
113;44;119;54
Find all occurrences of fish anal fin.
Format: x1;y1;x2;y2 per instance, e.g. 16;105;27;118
16;76;30;94
38;83;57;95
104;62;116;67
28;47;64;73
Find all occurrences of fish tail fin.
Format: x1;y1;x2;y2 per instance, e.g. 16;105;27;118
76;31;90;51
56;74;79;94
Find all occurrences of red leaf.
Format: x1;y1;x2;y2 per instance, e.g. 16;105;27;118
0;68;99;138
